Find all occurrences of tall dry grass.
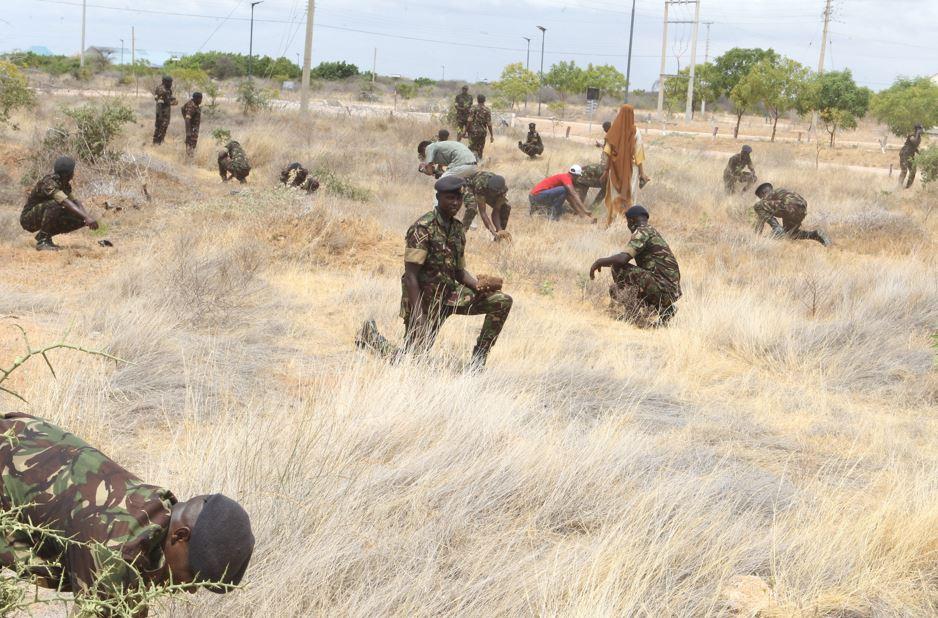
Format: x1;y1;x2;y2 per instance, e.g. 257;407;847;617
0;95;936;616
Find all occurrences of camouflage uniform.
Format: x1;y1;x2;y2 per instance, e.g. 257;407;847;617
361;208;512;361
723;152;756;193
0;412;175;604
753;188;825;242
454;92;473;138
611;224;682;317
518;129;543;158
152;84;176;145
20;173;85;242
280;165;320;194
466;104;492;160
574;163;606;208
218;141;252;183
462;171;511;230
898;131;922;188
181;98;201;156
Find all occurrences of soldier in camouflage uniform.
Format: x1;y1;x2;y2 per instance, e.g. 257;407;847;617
723;145;757;194
20;156;98;251
218;140;252;183
454;86;473;141
753;182;830;246
466;94;494;161
0;412;254;614
181;92;202;157
518;122;544;158
356;176;512;367
589;205;682;326
573;163;607;209
898;124;923;189
280;162;320;194
462;171;511;239
152;76;178;145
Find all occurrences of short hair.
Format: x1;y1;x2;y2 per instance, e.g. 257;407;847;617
477;94;486;103
188;495;254;592
192;92;203;101
53;156;76;177
461;85;468;92
417;140;432;155
602;121;612;132
437;129;450;141
162;75;173;84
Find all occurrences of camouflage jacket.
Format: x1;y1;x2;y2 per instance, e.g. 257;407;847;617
181;99;201;127
725;152;754;176
226;141;251;172
401;208;472;317
623;225;682;298
153;84;176;108
0;413;175;599
465;171;508;203
900;132;922;157
454;93;473;115
466;105;492;135
280;165;311;187
574;163;605;189
523;130;542;147
24;173;74;212
754;188;806;220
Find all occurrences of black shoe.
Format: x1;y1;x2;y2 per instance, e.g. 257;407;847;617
36;237;61;251
815;230;832;247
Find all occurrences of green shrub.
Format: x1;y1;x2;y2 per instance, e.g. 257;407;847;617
310;61;359;80
0;61;36;128
916;146;938;187
313;166;371;202
236;80;272;115
414;77;435;88
394;82;418;100
212;127;232;145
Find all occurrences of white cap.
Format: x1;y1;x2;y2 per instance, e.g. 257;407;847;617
569;164;583;175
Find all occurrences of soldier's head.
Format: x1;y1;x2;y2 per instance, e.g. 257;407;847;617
625;204;649;232
288;162;302;172
915;124;924;133
162;75;173;86
434;175;465;218
529;122;536;130
742;145;752;155
755;182;773;198
602;121;612;133
461;86;469;94
417;140;432;160
437;129;450;142
162;494;254;593
487;174;507;195
477;94;486;104
53;156;76;181
192;92;203;105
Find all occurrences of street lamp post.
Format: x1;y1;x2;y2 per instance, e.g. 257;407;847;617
523;36;531;111
536;26;546;116
119;39;124;67
248;1;264;78
625;0;636;102
441;64;445;81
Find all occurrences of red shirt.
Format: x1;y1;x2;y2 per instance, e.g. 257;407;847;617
530;173;574;195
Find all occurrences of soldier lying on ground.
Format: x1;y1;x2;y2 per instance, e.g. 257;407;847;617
0;412;254;617
20;156;98;251
463;171;512;241
218;140;252;183
589;205;682;327
753;182;831;246
723;145;757;194
279;162;320;194
356;175;513;368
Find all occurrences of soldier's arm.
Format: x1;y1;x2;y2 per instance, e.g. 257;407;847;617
589;253;632;279
62;198;98;230
456;268;479;292
474;194;498;237
564;186;594;219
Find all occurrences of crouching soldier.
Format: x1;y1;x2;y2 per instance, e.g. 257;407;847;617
753;182;830;246
20;156;98;251
280;163;320;194
356;175;513;367
0;412;255;616
218;140;251;183
518;122;544;158
463;171;512;240
589;205;682;326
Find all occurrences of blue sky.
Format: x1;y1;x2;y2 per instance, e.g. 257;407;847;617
3;0;936;90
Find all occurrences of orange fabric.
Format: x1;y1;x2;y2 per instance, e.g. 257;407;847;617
604;104;636;226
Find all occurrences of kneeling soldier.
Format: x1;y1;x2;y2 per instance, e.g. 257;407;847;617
463;171;511;239
0;412;254;615
356;175;513;367
518;122;544;158
589;205;682;326
218;140;252;183
753;182;830;245
280;162;320;194
20;156;98;251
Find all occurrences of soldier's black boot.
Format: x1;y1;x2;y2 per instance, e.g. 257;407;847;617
468;344;489;370
812;230;832;247
35;232;60;252
655;304;678;327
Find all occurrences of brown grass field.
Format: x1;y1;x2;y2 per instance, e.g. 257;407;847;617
0;93;936;616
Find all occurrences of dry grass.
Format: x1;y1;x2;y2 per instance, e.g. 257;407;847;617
0;94;936;617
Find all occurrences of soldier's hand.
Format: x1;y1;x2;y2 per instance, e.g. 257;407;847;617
86;218;99;231
589;261;603;280
489;135;495;143
475;274;503;296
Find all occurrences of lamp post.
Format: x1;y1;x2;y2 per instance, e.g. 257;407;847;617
119;39;124;67
248;1;264;78
536;26;546;116
625;0;636;102
523;36;531;111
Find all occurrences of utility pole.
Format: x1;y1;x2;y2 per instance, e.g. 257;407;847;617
537;26;546;116
684;0;701;122
80;0;87;67
299;0;315;112
625;0;637;102
248;1;264;78
119;39;124;67
657;1;700;117
372;48;377;83
441;65;445;82
700;22;712;115
818;0;832;74
131;27;137;97
656;1;670;114
523;36;531;111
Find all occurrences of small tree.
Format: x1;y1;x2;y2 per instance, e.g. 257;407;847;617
168;67;209;96
870;76;938;137
236;80;272;115
711;47;780;137
812;69;871;147
729;78;760;139
917;146;938;187
0;61;35;128
583;63;627;103
394;82;418;100
544;61;586;117
493;62;539;110
61;101;136;161
310;61;359;80
740;57;811;141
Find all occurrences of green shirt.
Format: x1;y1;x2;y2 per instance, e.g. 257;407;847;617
424;141;477;168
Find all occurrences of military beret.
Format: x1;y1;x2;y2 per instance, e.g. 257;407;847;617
625;204;649;218
755;182;773;196
742;145;752;153
189;494;254;592
434;175;465;193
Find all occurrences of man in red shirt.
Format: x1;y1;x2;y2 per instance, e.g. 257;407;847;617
528;165;595;222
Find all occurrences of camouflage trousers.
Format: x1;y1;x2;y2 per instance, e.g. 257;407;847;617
899;152;916;188
575;184;606;209
468;131;488;160
753;202;817;239
518;141;543;158
20;200;84;239
724;169;756;194
153;105;171;145
456;112;470;138
360;291;513;362
218;156;251;183
611;264;679;313
462;193;511;230
184;120;200;155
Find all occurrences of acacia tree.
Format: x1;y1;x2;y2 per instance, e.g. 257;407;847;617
583;63;627;103
494;63;539;110
811;69;871;146
740;57;811;141
663;63;721;114
711;47;779;137
544;61;585;116
870;76;938;137
0;61;35;128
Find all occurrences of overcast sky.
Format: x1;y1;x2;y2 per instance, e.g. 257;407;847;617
3;0;936;91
